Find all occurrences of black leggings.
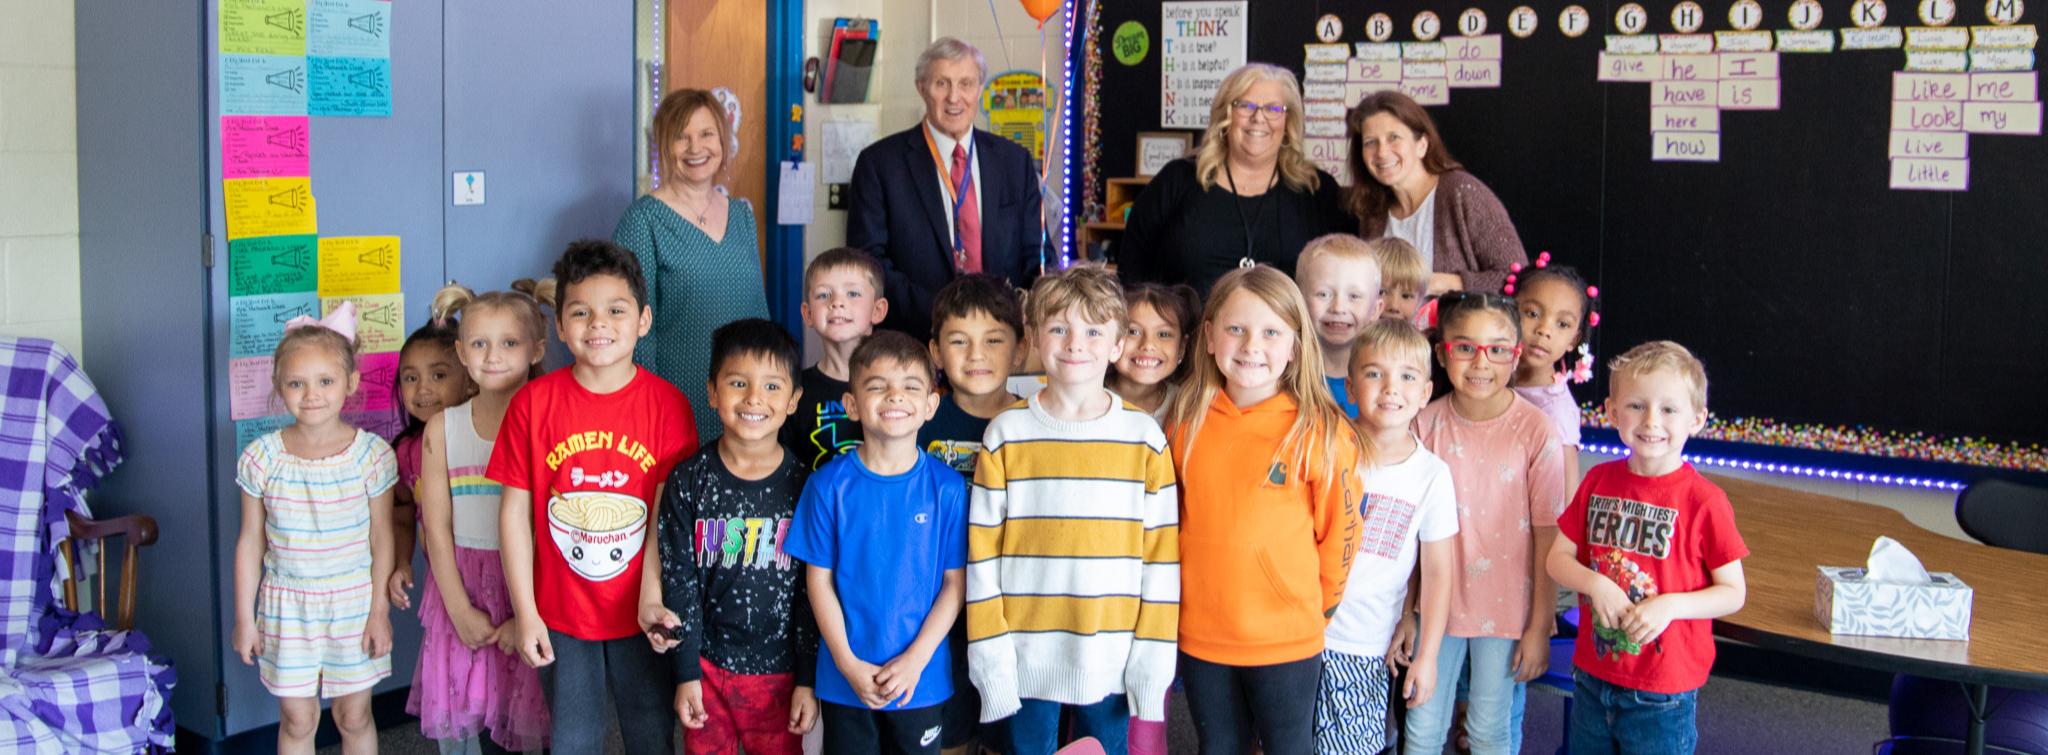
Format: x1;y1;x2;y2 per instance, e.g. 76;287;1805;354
1179;651;1324;755
535;629;676;755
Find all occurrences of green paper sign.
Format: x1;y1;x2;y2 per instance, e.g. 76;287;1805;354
229;234;318;296
1113;21;1150;65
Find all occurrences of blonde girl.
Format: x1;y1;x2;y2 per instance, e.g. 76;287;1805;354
406;281;557;753
233;303;397;754
1404;292;1571;755
1163;264;1365;755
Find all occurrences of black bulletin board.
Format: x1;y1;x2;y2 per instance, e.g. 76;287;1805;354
1089;0;2048;446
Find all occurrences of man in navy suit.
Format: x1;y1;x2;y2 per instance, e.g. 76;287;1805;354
847;38;1044;338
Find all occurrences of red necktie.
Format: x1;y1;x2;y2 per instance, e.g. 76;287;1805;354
952;142;982;274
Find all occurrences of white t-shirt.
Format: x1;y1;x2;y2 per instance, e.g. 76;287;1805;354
1325;439;1460;658
1384;187;1437;277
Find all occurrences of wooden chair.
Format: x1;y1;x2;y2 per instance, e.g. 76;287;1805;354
58;509;158;631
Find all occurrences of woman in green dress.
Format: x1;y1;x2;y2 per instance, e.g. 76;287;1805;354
613;88;770;441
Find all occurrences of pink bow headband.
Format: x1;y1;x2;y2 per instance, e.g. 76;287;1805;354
284;301;358;342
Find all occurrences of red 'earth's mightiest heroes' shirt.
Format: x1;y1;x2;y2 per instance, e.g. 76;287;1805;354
487;366;698;641
1557;461;1747;694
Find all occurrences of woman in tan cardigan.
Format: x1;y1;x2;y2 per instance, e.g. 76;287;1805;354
1346;91;1528;296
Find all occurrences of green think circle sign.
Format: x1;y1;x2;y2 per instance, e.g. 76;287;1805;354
1113;21;1149;65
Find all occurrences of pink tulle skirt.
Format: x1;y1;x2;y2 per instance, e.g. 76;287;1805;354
406;545;550;751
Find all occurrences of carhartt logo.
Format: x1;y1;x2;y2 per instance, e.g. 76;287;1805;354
921;726;941;746
1267;462;1288;485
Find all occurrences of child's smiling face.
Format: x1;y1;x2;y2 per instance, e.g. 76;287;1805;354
1036;303;1122;390
457;307;542;394
399;340;469;422
710;351;800;445
277;346;358;427
1438;308;1519;403
1114;302;1185;388
1516;277;1585;381
556;273;651;369
1206;289;1297;406
1297;253;1383;355
801;266;887;345
845;357;940;443
931;311;1022;400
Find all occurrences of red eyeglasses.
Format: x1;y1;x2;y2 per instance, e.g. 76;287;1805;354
1443;341;1523;364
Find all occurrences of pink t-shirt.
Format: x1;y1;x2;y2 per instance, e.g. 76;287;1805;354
1414;394;1572;639
1513;382;1583;449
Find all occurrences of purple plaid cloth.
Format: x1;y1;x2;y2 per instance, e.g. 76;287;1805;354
0;338;173;753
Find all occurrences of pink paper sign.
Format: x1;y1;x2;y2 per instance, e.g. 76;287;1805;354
222;116;311;179
230;355;276;420
343;351;400;415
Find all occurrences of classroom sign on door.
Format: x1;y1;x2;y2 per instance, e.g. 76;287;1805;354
1162;1;1249;128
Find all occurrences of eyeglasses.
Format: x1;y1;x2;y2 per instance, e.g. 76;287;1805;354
1443;341;1523;364
1231;100;1289;121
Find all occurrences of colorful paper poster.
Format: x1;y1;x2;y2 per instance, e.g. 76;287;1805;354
316;236;400;297
322;293;405;354
228;234;318;296
342;351;400;415
236;414;294;452
222;115;310;179
1161;1;1249;127
230;291;320;358
220;54;309;116
308;0;391;59
221;0;307;57
229;356;276;420
223;177;317;240
309;56;391;116
983;71;1048;161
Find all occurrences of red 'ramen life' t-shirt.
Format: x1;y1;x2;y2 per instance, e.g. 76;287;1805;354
1557;461;1747;694
487;366;698;641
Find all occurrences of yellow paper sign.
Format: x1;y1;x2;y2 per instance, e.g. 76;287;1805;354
317;236;401;297
223;177;317;240
221;0;308;57
322;292;405;353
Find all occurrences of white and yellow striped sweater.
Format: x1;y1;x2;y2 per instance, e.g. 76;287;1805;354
966;393;1180;723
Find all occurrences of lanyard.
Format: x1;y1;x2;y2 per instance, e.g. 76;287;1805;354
922;126;977;263
1225;161;1279;269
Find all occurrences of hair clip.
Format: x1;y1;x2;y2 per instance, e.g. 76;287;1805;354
1413;297;1440;330
1561;343;1595;384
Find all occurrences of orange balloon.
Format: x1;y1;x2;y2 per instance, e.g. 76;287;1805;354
1019;0;1061;25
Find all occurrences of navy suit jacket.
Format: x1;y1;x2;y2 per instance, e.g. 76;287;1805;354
846;124;1044;338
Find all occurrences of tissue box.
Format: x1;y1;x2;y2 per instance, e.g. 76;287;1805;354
1815;566;1972;641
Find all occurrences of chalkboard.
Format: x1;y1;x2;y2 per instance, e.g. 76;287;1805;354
1088;0;2048;447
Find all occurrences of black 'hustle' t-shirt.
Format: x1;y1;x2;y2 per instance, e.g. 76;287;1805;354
655;443;818;684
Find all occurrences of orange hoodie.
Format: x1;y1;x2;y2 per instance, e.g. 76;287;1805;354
1171;391;1363;666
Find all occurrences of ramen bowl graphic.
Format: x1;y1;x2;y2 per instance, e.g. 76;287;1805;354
546;490;648;581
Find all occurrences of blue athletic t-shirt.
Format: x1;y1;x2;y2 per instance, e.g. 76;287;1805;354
783;449;968;710
1327;375;1359;418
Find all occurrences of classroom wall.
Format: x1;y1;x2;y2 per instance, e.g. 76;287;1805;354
800;0;1069;361
0;0;84;360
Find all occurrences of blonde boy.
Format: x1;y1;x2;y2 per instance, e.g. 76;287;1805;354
1317;320;1458;754
1370;238;1428;325
1547;342;1747;754
967;264;1179;754
1296;234;1384;419
781;247;890;471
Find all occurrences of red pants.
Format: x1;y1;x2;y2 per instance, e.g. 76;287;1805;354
684;660;801;755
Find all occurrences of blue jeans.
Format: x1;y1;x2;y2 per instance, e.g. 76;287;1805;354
1569;668;1698;754
1404;636;1519;755
1006;695;1130;755
1455;656;1529;752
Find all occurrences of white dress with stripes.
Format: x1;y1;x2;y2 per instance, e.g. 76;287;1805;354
237;429;397;698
